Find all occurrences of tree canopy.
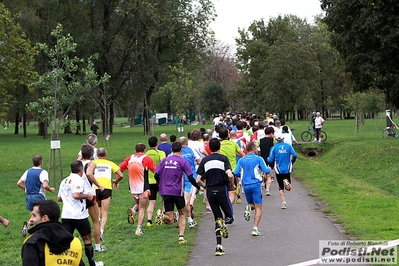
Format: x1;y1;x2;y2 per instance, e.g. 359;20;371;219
321;0;399;108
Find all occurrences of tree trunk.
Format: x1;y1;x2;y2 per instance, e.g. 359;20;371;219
23;112;27;138
75;106;81;135
109;102;114;135
14;113;19;134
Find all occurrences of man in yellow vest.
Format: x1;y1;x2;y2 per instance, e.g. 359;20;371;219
21;200;84;266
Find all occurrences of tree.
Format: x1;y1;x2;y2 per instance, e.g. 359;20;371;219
261;42;319;122
28;24;109;140
321;1;399;108
0;3;36;135
201;81;229;117
235;15;318;117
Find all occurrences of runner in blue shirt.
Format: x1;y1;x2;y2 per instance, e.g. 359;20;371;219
233;142;270;236
267;132;297;209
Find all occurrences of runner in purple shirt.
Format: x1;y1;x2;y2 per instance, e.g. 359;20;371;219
154;142;200;244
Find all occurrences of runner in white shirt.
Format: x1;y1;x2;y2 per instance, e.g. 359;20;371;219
58;160;104;266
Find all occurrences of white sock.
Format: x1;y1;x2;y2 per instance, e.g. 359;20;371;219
187;217;193;223
95;243;101;250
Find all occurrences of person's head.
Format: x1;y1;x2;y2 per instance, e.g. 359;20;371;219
81;144;94;160
178;136;188;146
190;129;201;141
30;200;60;227
274;120;281;127
202;133;211;142
171;142;182;153
209;138;221;152
169;134;177;143
252;125;259;132
92;121;96;125
218;127;229;140
148;136;158;148
316;112;321;117
135;143;146;153
229;130;237;139
97;147;107;158
282;126;289;133
71;160;83;175
258;121;265;129
236;121;245;130
32;154;43;167
86;133;98;147
200;128;206;137
246;141;257;154
274;133;284;142
159;133;168;142
265;127;274;135
205;129;213;135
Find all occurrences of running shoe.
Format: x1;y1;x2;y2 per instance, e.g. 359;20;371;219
265;190;271;196
224;217;234;225
215;245;225;256
178;236;187;244
155;209;163;226
236;197;242;204
281;202;287;209
205;207;212;214
173;212;179;228
216;218;229;238
127;208;135;224
283;179;292;191
95;245;107;252
135;229;143;236
95;261;104;266
188;220;197;228
252;229;261;236
146;222;152;227
244;204;251;221
21;221;28;237
190;205;195;219
235;183;241;195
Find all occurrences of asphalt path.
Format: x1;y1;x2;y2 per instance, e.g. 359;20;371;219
187;177;366;266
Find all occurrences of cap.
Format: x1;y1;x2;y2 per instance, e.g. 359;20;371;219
275;132;284;141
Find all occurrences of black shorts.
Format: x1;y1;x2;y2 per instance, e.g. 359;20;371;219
266;161;275;169
86;196;97;208
149;184;159;200
96;189;112;206
163;195;185;212
62;218;92;237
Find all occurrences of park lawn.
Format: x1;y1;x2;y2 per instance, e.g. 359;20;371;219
1;116;398;265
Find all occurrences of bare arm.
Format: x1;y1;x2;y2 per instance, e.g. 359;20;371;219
42;180;55;193
17;179;25;190
86;162;104;191
72;192;93;200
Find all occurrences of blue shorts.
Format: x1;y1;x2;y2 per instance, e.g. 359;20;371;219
243;183;262;205
26;194;46;211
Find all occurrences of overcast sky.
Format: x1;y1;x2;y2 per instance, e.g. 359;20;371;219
211;0;324;48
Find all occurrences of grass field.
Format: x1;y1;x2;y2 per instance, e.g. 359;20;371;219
0;116;398;265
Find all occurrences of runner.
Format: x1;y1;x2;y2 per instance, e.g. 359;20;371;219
233;142;270;236
196;138;234;256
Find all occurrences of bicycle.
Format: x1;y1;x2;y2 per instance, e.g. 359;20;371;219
301;125;328;142
382;110;398;139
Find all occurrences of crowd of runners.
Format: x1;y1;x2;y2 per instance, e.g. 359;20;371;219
16;111;303;264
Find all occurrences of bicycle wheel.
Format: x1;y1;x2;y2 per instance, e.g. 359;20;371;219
320;131;328;142
301;131;312;142
382;128;396;139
